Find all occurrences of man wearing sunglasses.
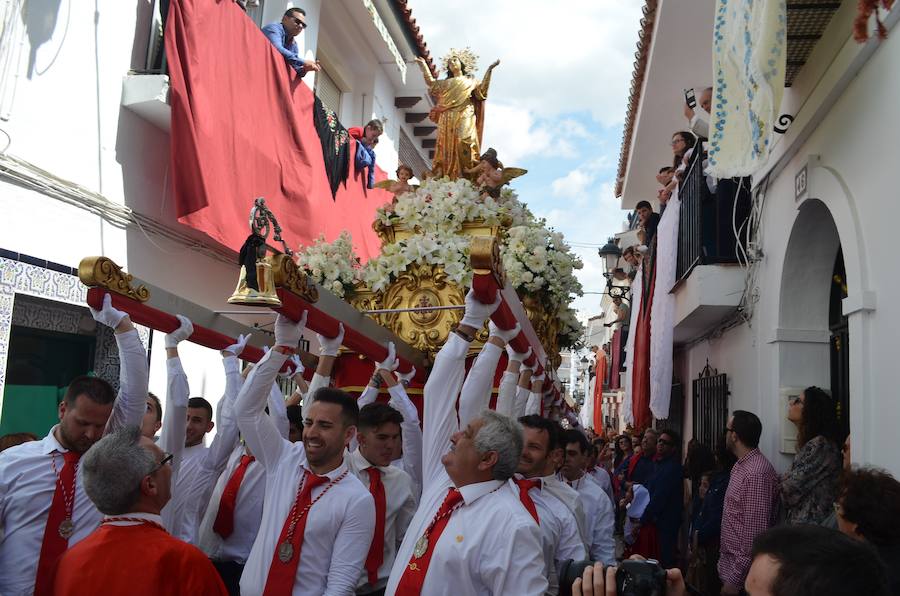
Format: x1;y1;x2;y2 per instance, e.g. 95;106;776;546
262;8;321;76
53;426;227;595
639;429;684;568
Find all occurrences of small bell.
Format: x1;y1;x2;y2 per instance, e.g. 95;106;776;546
228;257;282;307
228;232;282;307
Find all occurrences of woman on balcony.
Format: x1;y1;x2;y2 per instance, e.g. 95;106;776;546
780;386;842;525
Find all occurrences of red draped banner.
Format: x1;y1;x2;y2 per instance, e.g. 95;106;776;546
165;0;392;260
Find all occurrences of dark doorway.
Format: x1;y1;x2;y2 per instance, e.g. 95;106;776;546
829;248;850;441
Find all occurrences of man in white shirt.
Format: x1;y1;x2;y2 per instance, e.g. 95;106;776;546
558;430;616;566
586;443;615;507
517;415;588;595
684;86;712;139
350;401;417;594
385;290;547;595
236;312;375;595
0;294;148;596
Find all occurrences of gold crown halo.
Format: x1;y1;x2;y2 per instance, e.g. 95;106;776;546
440;47;479;75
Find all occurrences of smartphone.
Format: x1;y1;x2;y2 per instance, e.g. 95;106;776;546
684;88;697;109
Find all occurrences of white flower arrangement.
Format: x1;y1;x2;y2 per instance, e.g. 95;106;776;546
557;306;585;349
296;231;361;298
501;222;584;311
360;231;472;292
374;176;534;234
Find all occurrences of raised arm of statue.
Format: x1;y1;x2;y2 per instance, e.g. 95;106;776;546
415;56;436;88
477;59;500;98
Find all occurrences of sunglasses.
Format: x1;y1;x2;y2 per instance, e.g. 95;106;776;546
290;16;307;29
657;439;673;446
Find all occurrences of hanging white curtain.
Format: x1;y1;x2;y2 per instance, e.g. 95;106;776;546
581;376;595;429
707;0;787;178
622;265;643;427
649;190;681;419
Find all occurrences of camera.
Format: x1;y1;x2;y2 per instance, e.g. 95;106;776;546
616;559;667;596
558;559;594;596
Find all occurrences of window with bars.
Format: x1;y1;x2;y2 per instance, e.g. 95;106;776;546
692;363;728;450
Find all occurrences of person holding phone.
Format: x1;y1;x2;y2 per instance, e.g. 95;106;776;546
683;87;713;139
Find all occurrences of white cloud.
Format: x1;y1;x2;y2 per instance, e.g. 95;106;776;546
552;169;594;197
409;0;643;126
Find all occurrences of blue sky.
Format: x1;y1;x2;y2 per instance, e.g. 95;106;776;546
409;0;643;321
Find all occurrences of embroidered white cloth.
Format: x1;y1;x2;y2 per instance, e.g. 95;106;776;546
622;265;643;426
707;0;786;178
649;191;681;419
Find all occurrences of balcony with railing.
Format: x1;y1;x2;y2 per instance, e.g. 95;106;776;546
672;144;751;343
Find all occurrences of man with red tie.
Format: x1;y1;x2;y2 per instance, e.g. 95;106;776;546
349;400;417;595
0;295;149;596
234;312;376;595
516;415;588;594
384;291;547;595
52;425;227;595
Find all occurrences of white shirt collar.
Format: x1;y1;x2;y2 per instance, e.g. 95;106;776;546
457;479;504;505
40;425;67;455
307;457;349;481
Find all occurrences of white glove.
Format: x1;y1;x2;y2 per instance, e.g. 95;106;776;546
275;311;307;349
488;321;521;344
505;345;532;363
317;322;345;357
223;333;250;358
375;341;398;372
459;289;501;330
521;359;538;374
165;315;194;349
280;354;304;379
395;366;416;386
532;372;546;384
89;293;127;329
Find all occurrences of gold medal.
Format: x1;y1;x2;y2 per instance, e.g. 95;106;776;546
58;518;74;539
413;535;428;558
278;541;294;563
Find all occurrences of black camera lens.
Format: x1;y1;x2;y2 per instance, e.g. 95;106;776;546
615;560;667;596
558;559;594;596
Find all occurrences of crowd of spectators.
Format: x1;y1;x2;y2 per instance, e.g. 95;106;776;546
575;384;899;595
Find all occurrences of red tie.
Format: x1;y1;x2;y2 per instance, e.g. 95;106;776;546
34;450;80;596
515;478;542;524
364;467;386;586
263;470;329;595
213;454;256;539
395;488;464;595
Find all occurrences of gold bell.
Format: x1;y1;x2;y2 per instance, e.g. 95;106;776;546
227;256;282;307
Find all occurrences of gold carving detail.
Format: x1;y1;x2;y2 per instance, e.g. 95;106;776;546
271;254;319;303
77;257;150;302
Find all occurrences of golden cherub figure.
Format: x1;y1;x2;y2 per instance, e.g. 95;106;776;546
374;164;418;198
464;147;527;198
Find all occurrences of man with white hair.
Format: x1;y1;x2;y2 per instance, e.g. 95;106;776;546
52;425;226;594
0;295;148;596
385;291;547;595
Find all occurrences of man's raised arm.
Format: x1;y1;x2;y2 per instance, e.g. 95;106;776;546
458;322;520;428
302;323;344;419
90;294;149;433
235;313;306;469
390;366;423;494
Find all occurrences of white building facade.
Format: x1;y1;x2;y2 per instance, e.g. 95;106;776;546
616;0;899;475
0;0;434;435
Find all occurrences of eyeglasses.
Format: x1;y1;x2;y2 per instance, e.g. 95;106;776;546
657;439;672;446
152;452;174;473
833;501;844;516
670;138;685;146
290;16;307;29
788;396;804;406
725;427;735;434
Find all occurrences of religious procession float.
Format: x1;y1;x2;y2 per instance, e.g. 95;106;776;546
77;47;585;415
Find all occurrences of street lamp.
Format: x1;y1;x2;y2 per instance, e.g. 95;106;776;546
597;237;631;302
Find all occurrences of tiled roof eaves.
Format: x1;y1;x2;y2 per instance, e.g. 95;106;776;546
615;0;659;198
393;0;440;80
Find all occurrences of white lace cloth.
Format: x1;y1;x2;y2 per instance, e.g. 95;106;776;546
622;265;643;426
649;191;680;419
707;0;786;178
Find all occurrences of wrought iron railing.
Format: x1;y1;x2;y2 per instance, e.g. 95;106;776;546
675;144;751;282
676;144;708;281
692;362;728;451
